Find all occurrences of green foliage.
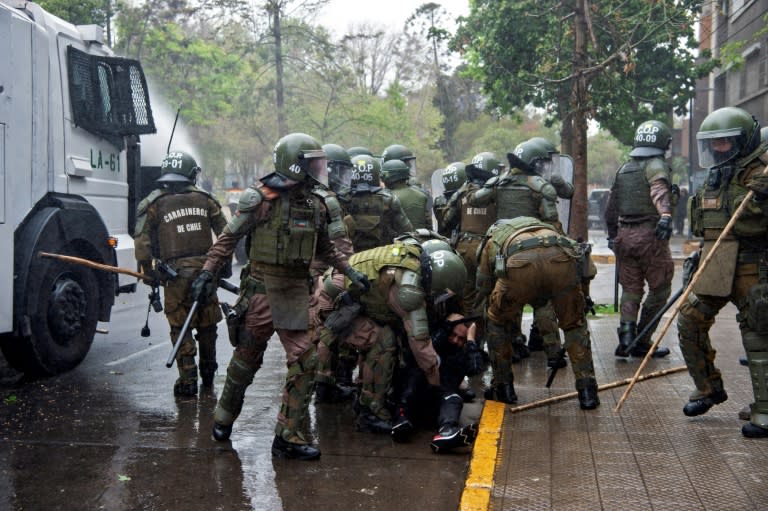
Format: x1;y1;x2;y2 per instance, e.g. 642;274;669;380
36;0;110;26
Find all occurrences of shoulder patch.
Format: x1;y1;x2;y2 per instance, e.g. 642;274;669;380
484;176;500;188
137;189;165;215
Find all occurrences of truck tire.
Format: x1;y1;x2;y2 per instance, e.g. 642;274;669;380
2;256;99;376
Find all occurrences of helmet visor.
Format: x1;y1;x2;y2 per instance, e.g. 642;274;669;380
697;130;742;168
305;156;329;187
536;153;559;179
403;157;416;177
328;162;353;195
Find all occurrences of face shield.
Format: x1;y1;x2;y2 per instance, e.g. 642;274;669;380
302;149;329;187
535;153;559;180
403;157;417;177
697;129;742;169
328;161;353;195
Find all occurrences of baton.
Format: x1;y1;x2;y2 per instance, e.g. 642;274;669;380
624;286;685;356
545;346;567;388
166;300;199;368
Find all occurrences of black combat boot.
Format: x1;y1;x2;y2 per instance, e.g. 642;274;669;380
615;321;636;357
391;406;414;442
271;435;321;460
741;422;768;438
527;324;544;351
212;422;233;441
511;334;530;362
629;342;670;358
173;380;198;397
483;382;518;404
430;423;479;453
576;378;600;410
683;389;728;417
355;407;392;433
315;382;354;403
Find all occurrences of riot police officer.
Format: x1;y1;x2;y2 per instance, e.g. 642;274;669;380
442;152;501;338
677;107;768;438
476;217;599;409
381;144;432;229
192;133;368;460
432;162;467;237
318;244;467;437
604;119;674;359
344;154;413;251
134;150;227;397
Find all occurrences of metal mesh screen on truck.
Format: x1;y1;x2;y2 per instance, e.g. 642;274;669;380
67;46;156;148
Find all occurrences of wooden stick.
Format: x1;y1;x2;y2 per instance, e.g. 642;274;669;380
615;162;768;412
39;251;151;282
509;365;688;414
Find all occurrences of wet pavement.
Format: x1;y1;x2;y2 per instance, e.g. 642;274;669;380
2;231;766;510
0;275;479;511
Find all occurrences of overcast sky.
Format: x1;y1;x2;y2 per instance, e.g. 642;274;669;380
314;0;469;37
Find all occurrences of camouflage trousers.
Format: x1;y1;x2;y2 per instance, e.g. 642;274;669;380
333;316;397;420
677;262;768;427
533;301;562;358
213;292;317;444
163;272;221;384
486;246;595;387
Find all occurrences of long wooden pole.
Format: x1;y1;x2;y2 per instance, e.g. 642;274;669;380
509;365;688;414
39;251;151;281
615;162;768;412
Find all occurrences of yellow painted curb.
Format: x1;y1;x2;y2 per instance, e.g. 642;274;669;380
460;400;505;511
591;253;615;264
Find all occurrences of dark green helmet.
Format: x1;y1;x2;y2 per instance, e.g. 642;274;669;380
347;146;373;158
508;140;551;175
697;107;761;168
441;162;467;192
272;132;327;186
528;137;558;155
421;238;453;255
381;159;411;186
466;152;501;182
351;154;381;188
425;249;467;300
629;119;671;157
382;144;416;175
158;150;201;183
323;143;353;195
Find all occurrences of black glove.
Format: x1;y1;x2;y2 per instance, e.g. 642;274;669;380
585;295;596;316
465;341;485;377
747;174;768;199
607;238;615;252
344;267;371;293
139;261;161;285
191;270;216;305
655;215;673;241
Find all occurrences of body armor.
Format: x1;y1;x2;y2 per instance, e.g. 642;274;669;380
347;191;388;250
391;185;430;229
459;183;496;235
153;190;215;261
249;187;321;270
493;174;549;220
614;159;659;217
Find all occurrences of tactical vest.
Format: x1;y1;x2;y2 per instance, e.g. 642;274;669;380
392;185;429;229
349;243;423;322
249;187;320;269
494;174;545;220
614;159;657;216
153;191;214;261
692;148;768;239
347;191;387;251
459;183;496;235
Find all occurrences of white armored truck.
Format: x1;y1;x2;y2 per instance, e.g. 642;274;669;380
0;0;157;374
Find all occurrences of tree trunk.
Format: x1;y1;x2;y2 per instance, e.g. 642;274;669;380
271;3;286;135
569;0;590;242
